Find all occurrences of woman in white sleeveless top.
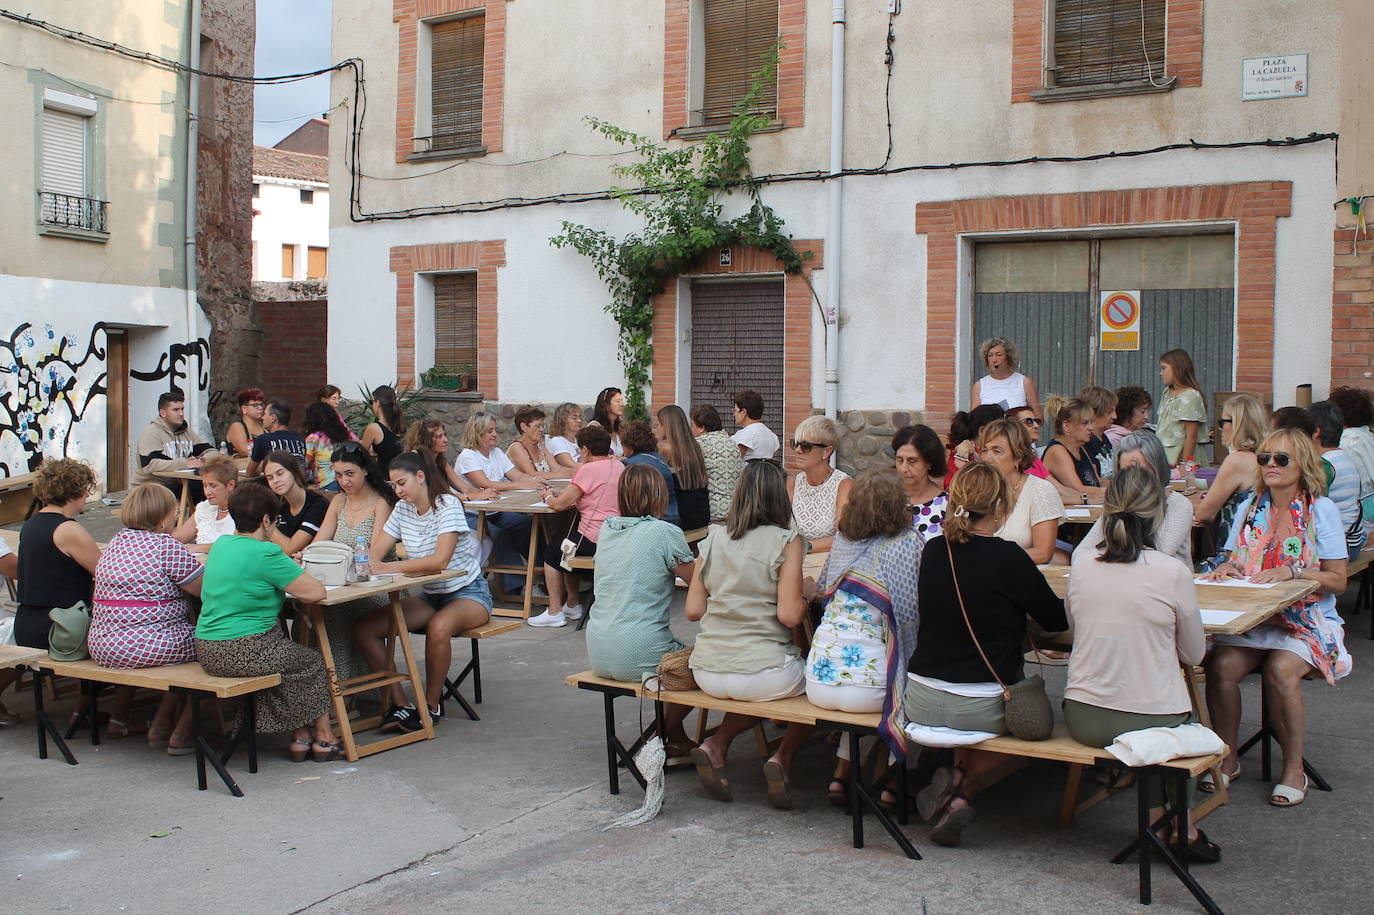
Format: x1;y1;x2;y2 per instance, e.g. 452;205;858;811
971;337;1041;421
787;415;852;554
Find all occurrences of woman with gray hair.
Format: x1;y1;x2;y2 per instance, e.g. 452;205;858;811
971;337;1042;421
1064;465;1217;861
1073;430;1195;568
787;415;852;553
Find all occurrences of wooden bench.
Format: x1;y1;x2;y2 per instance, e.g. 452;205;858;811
441;618;522;720
0;645;280;797
0;471;38;525
568;670;1226;912
568;670;919;859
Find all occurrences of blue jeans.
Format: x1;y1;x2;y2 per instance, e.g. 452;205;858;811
466;510;532;593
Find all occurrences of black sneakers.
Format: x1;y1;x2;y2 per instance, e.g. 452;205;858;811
380;705;423;733
380;704;443;732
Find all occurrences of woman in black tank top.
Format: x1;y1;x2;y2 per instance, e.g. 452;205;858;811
1043;396;1106;503
361;385;406;473
14;460;101;649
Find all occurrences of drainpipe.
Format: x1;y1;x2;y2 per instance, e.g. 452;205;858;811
183;0;202;431
823;0;845;421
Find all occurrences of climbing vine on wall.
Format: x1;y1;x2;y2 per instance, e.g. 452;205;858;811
551;51;810;420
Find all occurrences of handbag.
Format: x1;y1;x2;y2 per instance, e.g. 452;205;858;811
559;509;586;572
655;646;696;691
302;540;354;586
944;538;1054;741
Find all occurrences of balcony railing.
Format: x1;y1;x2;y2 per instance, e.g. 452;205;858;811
38;191;108;233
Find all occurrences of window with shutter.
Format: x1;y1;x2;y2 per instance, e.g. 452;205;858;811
307;246;328;279
701;0;778;125
433;273;479;382
430;15;485;151
282;244;296;279
1051;0;1166;87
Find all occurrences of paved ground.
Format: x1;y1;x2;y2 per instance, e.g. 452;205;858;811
2;505;1370;913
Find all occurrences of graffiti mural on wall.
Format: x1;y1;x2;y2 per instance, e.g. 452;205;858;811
130;337;211;394
0;322;108;476
0;321;212;478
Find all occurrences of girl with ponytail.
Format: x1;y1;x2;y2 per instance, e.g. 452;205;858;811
354;448;491;732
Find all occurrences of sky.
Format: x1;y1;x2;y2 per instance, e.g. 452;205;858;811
253;0;333;147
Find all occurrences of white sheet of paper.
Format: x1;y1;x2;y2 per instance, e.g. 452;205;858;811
324;585;343;591
1194;577;1279;589
1065;508;1092;518
1200;608;1246;626
465;499;499;505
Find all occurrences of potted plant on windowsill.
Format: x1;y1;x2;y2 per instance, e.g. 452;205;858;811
420;364;475;392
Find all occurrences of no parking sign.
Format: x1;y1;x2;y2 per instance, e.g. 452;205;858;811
1099;290;1141;351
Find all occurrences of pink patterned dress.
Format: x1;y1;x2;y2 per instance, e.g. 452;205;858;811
88;530;204;669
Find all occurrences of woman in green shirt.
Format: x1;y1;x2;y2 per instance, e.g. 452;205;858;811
196;482;342;762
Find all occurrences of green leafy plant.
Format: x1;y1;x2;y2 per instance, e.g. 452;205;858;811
551;47;810;420
420;364;476;392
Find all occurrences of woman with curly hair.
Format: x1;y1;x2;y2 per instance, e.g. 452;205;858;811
14;459;100;650
971;337;1041;420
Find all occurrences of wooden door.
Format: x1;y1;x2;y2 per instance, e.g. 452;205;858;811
689;279;785;438
105;329;128;491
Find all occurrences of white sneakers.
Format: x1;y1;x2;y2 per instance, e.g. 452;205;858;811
527;609;567;628
527;604;583;627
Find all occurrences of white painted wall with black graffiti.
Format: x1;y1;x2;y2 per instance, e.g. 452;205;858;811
0;274;210;488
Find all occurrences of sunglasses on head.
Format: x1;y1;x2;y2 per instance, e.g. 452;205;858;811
1256;452;1292;467
791;440;828;453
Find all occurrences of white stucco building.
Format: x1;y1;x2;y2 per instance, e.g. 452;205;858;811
252;144;329;282
328;0;1373;464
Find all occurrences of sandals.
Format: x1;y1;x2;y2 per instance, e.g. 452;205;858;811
1269;774;1309;808
147;725;173;749
761;759;792;810
827;777;850;808
106;717;147;740
1185;828;1222;863
287;737;313;763
1198;762;1240;794
311;740;346;762
916;767;954;822
918;767;976;847
689;747;732;803
166;734;197;757
0;704;21;728
930;795;976;848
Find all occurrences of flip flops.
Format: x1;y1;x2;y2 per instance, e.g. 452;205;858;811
762;759;792;810
1198;762;1240;794
690;747;732;802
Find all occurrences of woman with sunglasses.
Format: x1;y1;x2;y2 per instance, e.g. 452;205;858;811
1204;429;1351;808
225;387;266;458
311;444;399;683
787;416;852;554
893;425;949;542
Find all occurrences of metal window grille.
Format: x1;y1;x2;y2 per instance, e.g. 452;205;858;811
38;191;107;232
1051;0;1165;87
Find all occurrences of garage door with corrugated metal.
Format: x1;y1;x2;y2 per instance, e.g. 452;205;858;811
972;236;1234;407
690;279;785;438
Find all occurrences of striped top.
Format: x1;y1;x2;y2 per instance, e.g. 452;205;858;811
382;494;479;593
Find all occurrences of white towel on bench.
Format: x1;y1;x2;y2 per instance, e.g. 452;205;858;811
904;722;999;748
1105;723;1225;767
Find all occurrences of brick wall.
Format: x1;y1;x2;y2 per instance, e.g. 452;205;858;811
256;300;329;432
1331;221;1374;390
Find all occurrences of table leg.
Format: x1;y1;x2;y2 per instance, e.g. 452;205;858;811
32;668;77;765
177;478;190;526
390;592;435;740
307;602;359;762
1184;665;1229;809
521;517;541;619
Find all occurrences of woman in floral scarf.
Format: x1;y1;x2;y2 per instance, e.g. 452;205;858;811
805;471;923;807
1204;429;1351;808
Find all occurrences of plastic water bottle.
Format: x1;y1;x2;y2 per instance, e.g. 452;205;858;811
219;440;230;456
353;535;370;582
